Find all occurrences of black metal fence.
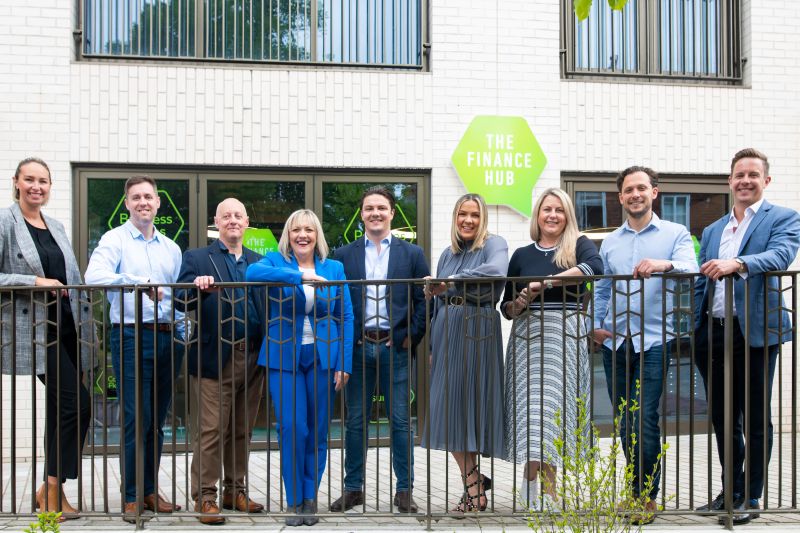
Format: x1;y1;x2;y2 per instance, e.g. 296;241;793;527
0;272;797;526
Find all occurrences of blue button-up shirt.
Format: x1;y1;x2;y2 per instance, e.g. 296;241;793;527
364;234;391;330
593;214;698;352
85;220;184;336
218;240;261;341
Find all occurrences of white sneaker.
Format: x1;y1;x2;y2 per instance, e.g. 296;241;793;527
521;479;539;509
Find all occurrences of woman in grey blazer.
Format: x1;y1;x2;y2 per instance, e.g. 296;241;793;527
0;158;93;520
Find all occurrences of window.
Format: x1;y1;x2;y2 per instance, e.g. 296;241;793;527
661;193;691;228
82;0;425;67
562;0;741;82
575;191;608;230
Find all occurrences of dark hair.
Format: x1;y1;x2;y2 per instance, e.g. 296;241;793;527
124;175;158;195
615;165;659;192
359;186;396;211
731;148;769;176
13;157;51;201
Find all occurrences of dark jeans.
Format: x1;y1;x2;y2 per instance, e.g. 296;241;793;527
38;327;91;482
344;342;413;492
695;317;778;500
110;326;183;503
602;340;665;499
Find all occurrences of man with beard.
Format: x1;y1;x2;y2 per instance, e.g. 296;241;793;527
330;186;429;513
592;166;697;524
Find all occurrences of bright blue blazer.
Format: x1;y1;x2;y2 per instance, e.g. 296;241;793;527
246;252;353;373
694;201;800;347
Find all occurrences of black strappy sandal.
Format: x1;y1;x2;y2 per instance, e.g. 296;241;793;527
451;464;488;516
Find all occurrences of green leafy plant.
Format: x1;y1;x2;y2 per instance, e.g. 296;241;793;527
574;0;630;21
524;388;670;532
23;512;61;533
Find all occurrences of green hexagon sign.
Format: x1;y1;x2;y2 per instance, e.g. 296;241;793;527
451;116;547;216
243;227;279;255
107;189;185;241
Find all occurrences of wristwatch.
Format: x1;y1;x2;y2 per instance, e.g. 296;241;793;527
543;278;554;290
734;257;746;273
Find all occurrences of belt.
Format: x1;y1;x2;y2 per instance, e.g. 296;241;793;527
363;329;390;343
233;339;260;351
141;323;172;332
445;295;495;308
712;315;739;327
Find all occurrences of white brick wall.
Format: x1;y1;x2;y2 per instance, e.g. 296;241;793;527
2;0;800;458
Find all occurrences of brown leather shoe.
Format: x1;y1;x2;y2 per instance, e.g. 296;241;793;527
222;491;264;513
329;490;364;512
394;490;418;513
143;493;181;513
195;500;226;525
122;501;141;524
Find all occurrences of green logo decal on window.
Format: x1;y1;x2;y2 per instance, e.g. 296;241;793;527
243;228;279;255
107;189;186;241
451;116;547;216
342;204;416;244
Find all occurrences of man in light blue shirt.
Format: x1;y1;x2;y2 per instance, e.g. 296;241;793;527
85;175;184;522
592;166;697;522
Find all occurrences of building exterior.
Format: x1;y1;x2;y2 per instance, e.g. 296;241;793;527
1;0;798;458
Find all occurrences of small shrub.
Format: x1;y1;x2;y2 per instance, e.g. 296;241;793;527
23;512;61;533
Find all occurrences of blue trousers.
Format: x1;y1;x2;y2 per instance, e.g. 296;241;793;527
602;340;665;499
111;326;183;503
269;344;336;507
344;342;413;492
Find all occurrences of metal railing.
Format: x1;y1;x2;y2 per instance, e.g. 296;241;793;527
561;0;743;83
0;272;797;526
80;0;425;67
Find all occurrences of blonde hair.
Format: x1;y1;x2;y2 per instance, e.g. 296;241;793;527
278;209;329;262
450;193;490;253
530;188;580;269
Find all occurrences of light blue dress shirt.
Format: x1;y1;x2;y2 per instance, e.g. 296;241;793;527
85;220;184;334
364;234;391;330
593;213;698;352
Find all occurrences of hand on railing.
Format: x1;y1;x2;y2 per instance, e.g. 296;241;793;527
301;271;328;283
145;286;164;302
591;328;612;346
699;258;742;281
34;276;68;298
192;275;219;292
632;259;674;279
422;276;447;299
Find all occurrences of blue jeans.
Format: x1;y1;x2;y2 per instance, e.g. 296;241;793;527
268;344;336;507
602;341;665;499
344;342;413;492
111;326;183;503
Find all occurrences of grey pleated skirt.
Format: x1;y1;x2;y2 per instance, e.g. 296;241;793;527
422;303;505;458
504;309;591;465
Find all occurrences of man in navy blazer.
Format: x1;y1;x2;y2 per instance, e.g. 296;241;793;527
330;187;429;513
176;198;267;524
694;149;800;524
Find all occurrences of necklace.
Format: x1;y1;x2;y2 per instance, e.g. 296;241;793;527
535;241;558;257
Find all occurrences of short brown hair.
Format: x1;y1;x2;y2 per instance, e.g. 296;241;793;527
616;166;659;192
731;148;769;176
124;175;158;195
13;157;51;201
360;186;396;211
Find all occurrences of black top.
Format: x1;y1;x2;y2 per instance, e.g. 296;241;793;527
217;240;262;341
501;235;603;315
25;220;75;335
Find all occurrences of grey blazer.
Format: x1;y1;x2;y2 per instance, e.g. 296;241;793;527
0;203;94;375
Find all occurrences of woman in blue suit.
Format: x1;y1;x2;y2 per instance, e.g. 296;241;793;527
246;209;353;526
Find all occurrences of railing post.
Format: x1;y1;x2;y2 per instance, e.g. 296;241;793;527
134;287;145;528
722;275;734;529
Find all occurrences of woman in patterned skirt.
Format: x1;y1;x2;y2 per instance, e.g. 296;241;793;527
501;188;602;509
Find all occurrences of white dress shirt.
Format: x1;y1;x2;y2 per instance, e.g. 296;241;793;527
711;199;763;318
364;234;391;330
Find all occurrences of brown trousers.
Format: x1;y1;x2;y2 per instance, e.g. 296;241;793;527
190;346;265;502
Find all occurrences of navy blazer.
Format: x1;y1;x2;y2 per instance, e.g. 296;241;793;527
176;242;266;379
246;252;354;373
694;201;800;347
332;237;430;350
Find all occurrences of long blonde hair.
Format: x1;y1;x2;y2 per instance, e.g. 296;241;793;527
450;193;490;253
529;188;580;269
278;209;329;262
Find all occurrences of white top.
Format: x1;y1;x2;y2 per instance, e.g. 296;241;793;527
299;266;316;345
364;234;392;330
711;199;763;318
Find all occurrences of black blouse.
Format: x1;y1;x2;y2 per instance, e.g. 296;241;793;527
501;235;603;314
25;220;75;335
